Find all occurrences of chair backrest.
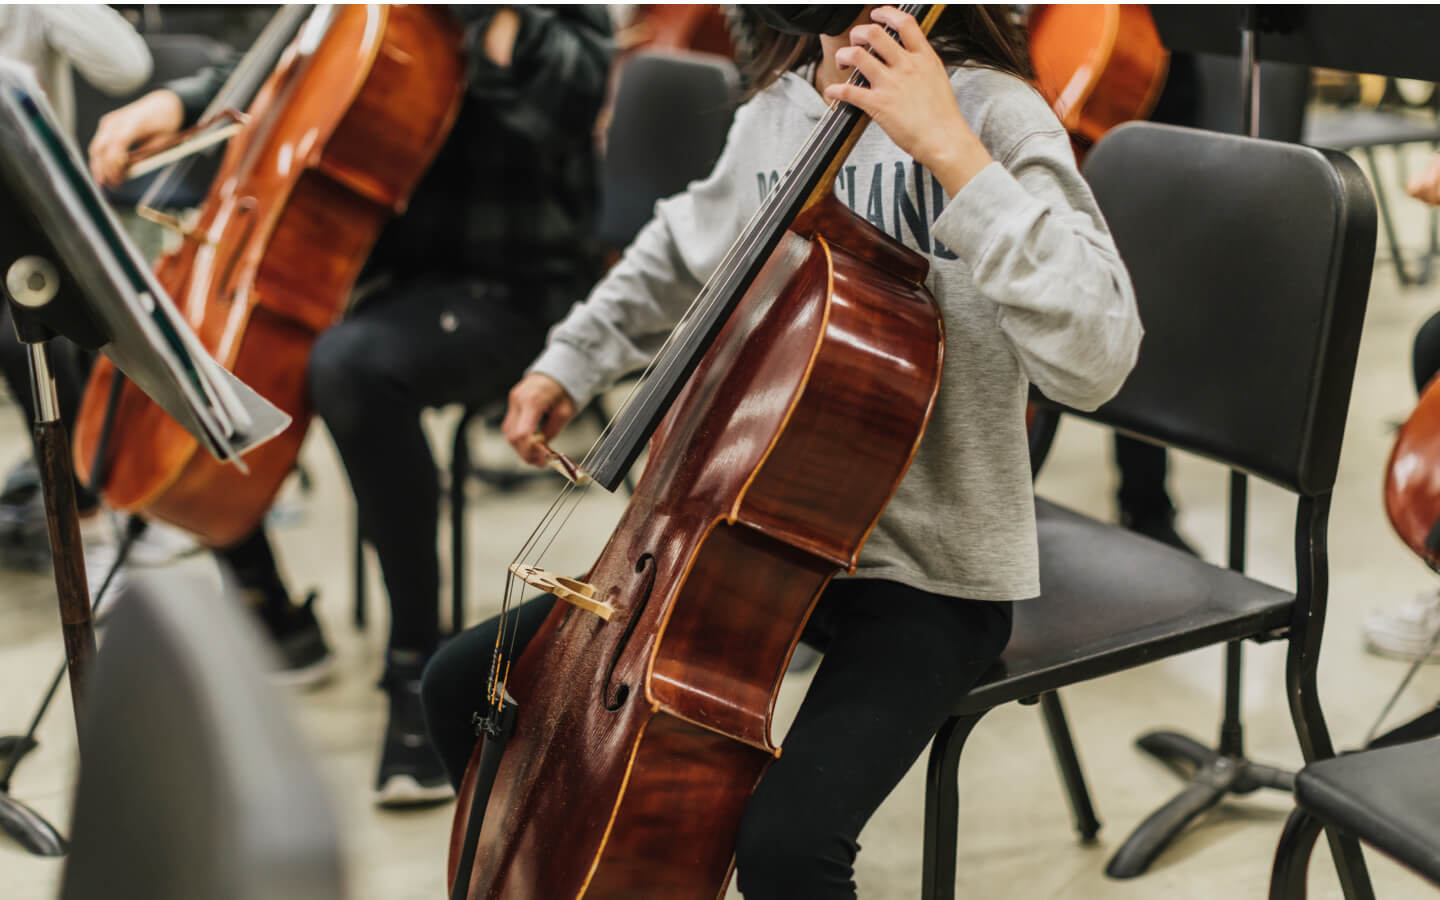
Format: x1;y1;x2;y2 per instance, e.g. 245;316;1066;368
598;49;739;254
1075;121;1376;497
59;570;343;900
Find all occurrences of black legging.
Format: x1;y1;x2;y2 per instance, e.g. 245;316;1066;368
421;577;1013;899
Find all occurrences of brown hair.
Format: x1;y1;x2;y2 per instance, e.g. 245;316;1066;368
739;5;1033;97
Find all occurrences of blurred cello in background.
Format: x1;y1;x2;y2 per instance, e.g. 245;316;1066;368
1386;376;1440;570
72;5;463;547
1028;4;1170;161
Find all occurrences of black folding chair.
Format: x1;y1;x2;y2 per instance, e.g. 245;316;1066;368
1270;736;1440;898
921;121;1378;900
59;569;343;900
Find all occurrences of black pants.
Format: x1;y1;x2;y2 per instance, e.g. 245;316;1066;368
421;578;1013;899
1115;433;1173;522
217;273;571;656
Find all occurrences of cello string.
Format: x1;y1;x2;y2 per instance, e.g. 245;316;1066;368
572;32;899;478
569;71;862;472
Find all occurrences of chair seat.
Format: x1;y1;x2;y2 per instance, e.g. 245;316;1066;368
1295;737;1440;885
1304;108;1440;150
957;499;1296;712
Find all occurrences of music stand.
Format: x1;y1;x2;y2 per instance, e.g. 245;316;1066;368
0;61;287;856
1101;4;1440;888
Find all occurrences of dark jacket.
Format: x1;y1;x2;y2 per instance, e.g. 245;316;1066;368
168;6;613;290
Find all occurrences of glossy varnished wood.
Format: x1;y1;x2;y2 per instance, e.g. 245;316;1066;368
1386;374;1440;569
449;195;943;898
36;419;96;727
72;5;464;546
1029;4;1169;150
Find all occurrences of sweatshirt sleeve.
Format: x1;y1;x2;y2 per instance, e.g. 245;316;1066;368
528;103;756;407
931;127;1142;412
39;5;152;95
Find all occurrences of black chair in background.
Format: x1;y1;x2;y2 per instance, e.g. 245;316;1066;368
1094;51;1317;881
1269;736;1440;899
59;570;343;900
354;49;741;634
922;122;1378;900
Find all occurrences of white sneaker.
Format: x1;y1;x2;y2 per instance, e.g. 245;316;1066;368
78;513;126;611
1364;589;1440;661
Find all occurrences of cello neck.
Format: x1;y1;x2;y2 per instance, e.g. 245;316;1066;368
136;5;314;212
584;4;941;491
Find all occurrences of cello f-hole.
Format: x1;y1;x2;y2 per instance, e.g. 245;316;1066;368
216;197;258;302
603;553;657;711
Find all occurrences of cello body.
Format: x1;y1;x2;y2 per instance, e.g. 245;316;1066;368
1385;374;1440;570
72;5;464;547
1028;4;1169;154
448;195;944;899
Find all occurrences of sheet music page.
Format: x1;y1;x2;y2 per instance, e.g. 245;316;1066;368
0;61;289;462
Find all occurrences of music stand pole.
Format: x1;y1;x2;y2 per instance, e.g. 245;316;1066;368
5;256;97;733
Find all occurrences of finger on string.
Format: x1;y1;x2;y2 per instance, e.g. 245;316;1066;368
849;23;904;65
837;45;887;84
871;6;927;52
825;82;876;116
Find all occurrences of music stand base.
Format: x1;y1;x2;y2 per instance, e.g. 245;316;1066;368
1106;730;1293;878
0;787;65;856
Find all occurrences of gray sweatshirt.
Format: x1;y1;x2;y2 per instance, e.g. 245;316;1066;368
531;65;1142;601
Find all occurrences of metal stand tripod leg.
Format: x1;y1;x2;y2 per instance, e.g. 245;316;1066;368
0;334;100;856
25;340;97;723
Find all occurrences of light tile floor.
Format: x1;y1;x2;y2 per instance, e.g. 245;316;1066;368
6;142;1440;899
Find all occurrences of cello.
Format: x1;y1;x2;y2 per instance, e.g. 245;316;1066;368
1027;4;1170;159
446;6;946;898
71;5;464;547
1386;374;1440;569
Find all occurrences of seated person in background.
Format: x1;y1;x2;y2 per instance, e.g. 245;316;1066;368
1364;153;1440;660
87;6;613;807
0;5;185;591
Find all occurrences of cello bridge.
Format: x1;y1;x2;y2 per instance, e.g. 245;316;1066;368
509;564;614;621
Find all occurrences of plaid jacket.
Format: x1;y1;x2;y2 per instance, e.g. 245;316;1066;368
168;6;613;299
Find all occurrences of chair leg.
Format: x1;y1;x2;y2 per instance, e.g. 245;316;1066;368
922;711;988;900
1286;651;1375;900
450;409;476;636
1269;808;1325;900
1363;146;1414;286
353;516;366;631
1038;691;1101;842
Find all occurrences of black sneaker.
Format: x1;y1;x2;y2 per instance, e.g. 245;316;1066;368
251;589;336;689
375;653;454;809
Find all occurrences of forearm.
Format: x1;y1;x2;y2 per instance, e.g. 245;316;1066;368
933;149;1142;411
164;60;234;128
